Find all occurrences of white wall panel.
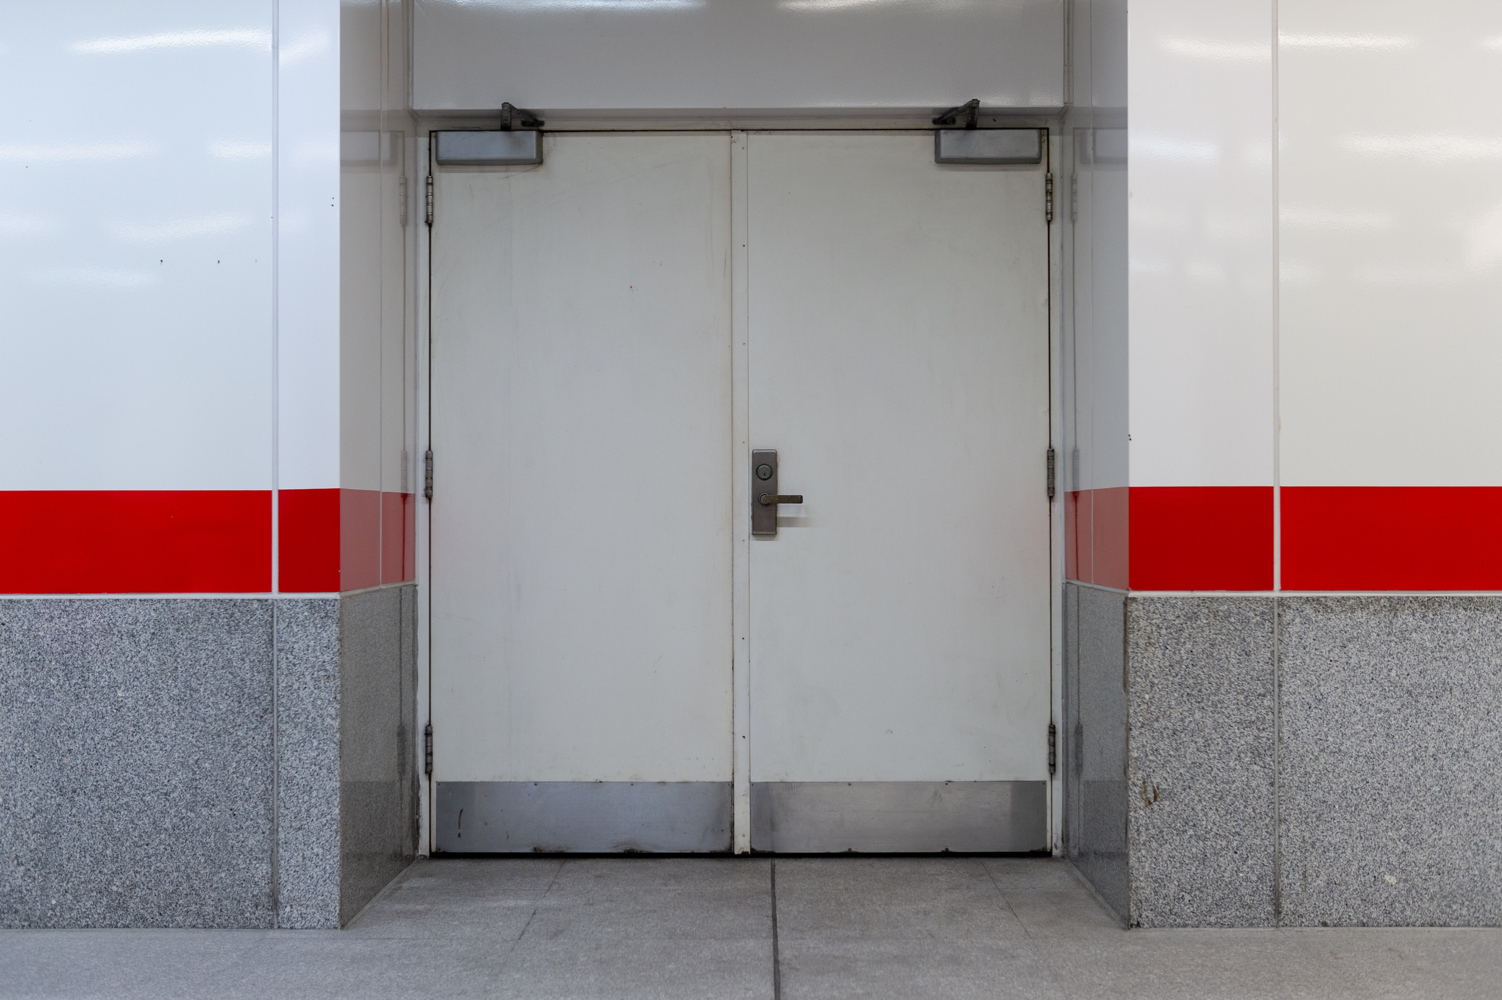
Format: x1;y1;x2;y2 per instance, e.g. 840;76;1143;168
340;1;413;496
1065;0;1129;493
412;0;1063;114
277;0;343;490
380;130;415;495
1279;0;1502;486
1128;0;1274;487
339;0;385;493
0;1;274;491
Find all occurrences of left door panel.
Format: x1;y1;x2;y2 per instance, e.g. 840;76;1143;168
430;133;734;851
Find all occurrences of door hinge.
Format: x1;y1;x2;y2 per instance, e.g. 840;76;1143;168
424;174;434;227
424;722;434;777
1045;171;1055;224
423;448;434;501
1046;446;1056;500
399;175;408;227
1048;722;1057;775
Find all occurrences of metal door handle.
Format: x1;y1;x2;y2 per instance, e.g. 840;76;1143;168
751;449;799;537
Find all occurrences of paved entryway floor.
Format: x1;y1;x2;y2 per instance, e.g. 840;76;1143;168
4;857;1499;999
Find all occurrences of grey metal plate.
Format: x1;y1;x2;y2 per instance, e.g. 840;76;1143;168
435;130;543;165
750;781;1048;853
434;781;732;853
934;128;1042;164
751;448;778;536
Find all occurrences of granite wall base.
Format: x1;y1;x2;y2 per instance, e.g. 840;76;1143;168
1125;595;1275;928
0;588;417;929
1063;581;1129;920
337;586;418;926
1279;597;1502;927
1064;587;1502;928
0;600;276;928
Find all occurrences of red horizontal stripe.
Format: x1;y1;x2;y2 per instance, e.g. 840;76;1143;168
0;491;270;594
382;492;416;585
1283;486;1502;590
1094;487;1130;590
1130;486;1273;591
279;488;414;592
1064;490;1088;583
278;489;340;592
341;489;382;591
1064;487;1129;588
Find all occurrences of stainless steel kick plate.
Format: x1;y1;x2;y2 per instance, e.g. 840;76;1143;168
750;780;1048;853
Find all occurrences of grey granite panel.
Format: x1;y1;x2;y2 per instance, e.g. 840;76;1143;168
1063;582;1128;920
0;599;275;928
1279;596;1502;927
1126;596;1275;928
339;586;417;924
274;599;342;929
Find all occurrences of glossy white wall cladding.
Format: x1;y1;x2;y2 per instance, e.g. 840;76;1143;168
1127;0;1274;488
0;1;275;491
1060;0;1130;901
1063;0;1128;495
278;0;343;491
412;0;1064;115
0;0;346;495
1279;0;1502;487
342;0;417;495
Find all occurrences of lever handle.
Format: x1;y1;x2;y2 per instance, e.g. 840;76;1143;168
758;494;803;506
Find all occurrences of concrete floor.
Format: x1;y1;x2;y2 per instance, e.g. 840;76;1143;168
3;858;1500;999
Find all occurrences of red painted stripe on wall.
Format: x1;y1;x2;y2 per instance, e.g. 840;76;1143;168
1129;486;1272;591
278;489;341;592
1067;486;1272;591
1064;490;1089;583
279;488;415;593
1063;487;1128;589
1283;486;1502;590
340;489;383;592
381;492;415;585
1093;487;1130;590
0;491;270;594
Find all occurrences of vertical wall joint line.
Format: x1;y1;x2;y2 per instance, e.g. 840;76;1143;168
1270;2;1283;926
1271;0;1282;596
1271;595;1281;926
269;0;282;928
271;0;281;595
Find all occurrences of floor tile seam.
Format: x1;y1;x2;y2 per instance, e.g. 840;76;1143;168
979;859;1079;1000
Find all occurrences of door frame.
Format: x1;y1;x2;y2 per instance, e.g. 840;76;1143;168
413;124;1066;856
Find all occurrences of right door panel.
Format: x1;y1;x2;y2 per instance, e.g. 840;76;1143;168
746;132;1051;851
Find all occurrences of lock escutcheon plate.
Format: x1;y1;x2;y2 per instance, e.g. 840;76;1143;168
751;450;778;536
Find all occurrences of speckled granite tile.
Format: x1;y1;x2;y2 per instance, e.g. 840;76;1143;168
1279;596;1502;927
1064;582;1129;921
339;587;417;924
0;599;275;928
274;599;341;929
1126;596;1275;928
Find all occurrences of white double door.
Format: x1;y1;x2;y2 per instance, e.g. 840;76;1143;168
430;131;1051;853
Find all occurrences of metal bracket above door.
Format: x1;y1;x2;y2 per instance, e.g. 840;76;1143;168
934;128;1043;165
